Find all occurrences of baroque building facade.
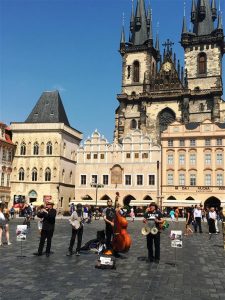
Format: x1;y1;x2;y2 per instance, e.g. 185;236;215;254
75;129;160;207
0;123;15;206
10;91;82;211
161;120;225;208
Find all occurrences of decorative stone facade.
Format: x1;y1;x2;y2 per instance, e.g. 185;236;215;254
75;129;161;207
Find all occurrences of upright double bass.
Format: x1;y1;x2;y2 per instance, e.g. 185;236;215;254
112;207;132;253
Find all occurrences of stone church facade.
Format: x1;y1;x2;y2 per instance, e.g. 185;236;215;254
114;0;225;144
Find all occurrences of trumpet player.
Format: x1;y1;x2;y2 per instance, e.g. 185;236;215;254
143;202;164;264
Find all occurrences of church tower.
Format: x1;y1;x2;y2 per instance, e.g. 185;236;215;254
181;0;225;122
114;0;184;142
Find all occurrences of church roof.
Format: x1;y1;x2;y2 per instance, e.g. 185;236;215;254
25;91;70;126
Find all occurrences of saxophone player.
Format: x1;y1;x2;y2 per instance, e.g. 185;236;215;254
143;202;164;264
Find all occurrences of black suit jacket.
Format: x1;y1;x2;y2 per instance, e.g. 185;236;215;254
37;208;56;231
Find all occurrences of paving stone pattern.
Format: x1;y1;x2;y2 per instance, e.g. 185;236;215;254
0;219;225;300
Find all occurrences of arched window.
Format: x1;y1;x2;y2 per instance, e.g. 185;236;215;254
46;142;52;155
70;171;73;184
130;119;137;130
1;173;5;186
199;103;204;111
198;53;207;75
32;168;37;181
152;62;155;76
133;61;140;82
20;142;26;155
19;168;25;181
45;168;51;181
157;108;176;132
33;142;39;155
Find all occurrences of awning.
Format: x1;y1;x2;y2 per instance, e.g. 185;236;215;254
32;201;44;206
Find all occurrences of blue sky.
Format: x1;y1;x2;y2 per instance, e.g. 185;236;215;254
1;0;225;142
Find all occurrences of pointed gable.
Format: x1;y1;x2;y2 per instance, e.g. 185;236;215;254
25;91;70;126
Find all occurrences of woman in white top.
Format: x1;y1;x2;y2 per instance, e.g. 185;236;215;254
0;206;11;245
208;207;217;235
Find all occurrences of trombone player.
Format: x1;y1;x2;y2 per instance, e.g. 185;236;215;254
143;202;164;264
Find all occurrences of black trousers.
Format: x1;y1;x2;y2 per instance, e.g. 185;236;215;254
105;225;113;249
147;232;160;260
38;229;54;254
195;217;202;232
68;226;83;252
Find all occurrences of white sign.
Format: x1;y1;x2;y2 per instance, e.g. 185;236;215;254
99;256;114;266
170;230;182;248
16;225;28;242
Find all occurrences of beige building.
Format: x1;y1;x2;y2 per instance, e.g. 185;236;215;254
161;120;225;208
10;91;82;211
75;129;161;207
0;123;16;206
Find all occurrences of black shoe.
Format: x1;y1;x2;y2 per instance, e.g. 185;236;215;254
200;231;203;233
46;253;50;257
154;259;160;264
33;252;42;256
147;258;154;263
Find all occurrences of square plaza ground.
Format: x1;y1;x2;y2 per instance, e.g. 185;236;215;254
1;218;225;300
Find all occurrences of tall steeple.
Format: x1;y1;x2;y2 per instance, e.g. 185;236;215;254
131;0;148;45
147;5;153;41
211;0;217;21
192;0;215;35
217;11;223;30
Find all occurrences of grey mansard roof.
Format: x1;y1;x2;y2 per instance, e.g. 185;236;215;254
25;91;70;126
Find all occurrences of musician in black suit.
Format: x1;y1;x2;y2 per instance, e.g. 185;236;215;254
67;203;84;256
33;202;56;257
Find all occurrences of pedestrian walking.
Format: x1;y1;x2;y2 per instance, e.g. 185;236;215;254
208;207;217;235
33;202;56;257
194;205;203;233
169;209;175;222
184;207;193;236
175;208;179;222
130;207;135;222
67;203;84;256
10;206;15;219
0;206;12;245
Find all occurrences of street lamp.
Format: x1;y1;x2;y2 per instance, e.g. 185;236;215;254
90;180;104;206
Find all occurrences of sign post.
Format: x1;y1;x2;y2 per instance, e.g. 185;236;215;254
16;225;28;258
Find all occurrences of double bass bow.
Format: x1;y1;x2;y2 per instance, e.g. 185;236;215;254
112;205;132;253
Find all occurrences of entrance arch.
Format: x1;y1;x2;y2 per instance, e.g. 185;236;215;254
204;197;221;209
123;195;136;207
28;190;37;203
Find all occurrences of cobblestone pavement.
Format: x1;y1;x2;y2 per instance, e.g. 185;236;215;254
1;218;225;300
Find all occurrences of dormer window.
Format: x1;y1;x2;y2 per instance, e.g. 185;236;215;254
133;61;140;82
198;53;207;75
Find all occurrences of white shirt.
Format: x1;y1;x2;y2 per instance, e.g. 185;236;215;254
209;211;217;220
194;208;202;218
